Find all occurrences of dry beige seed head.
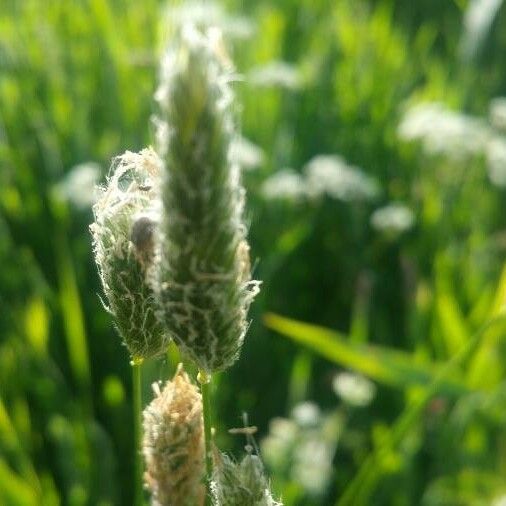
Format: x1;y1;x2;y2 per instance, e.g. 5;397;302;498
142;365;205;506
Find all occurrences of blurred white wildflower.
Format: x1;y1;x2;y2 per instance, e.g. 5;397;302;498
489;97;506;131
398;102;490;159
54;162;101;209
248;61;301;90
332;372;376;407
232;135;265;171
261;418;298;469
291;401;321;428
166;1;254;39
261;403;341;497
269;417;299;441
304;155;379;202
292;435;334;496
486;136;506;187
459;0;504;61
370;203;415;235
261;169;307;201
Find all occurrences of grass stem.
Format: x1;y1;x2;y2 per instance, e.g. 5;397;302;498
198;370;213;505
132;358;144;506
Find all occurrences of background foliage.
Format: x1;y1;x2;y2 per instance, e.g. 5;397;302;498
2;0;506;504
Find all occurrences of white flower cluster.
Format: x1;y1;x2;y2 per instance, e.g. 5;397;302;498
370;203;415;236
397;102;490;160
248;61;301;90
55;162;101;209
398;99;506;189
305;155;379;201
332;372;376;408
490;97;506;131
261;402;341;497
261;169;306;201
231;135;265;171
261;155;379;203
486;137;506;187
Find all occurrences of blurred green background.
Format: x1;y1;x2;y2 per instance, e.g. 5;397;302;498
2;0;506;504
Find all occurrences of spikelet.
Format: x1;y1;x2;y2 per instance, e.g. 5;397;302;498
211;450;282;506
154;24;260;373
90;148;169;361
142;365;205;506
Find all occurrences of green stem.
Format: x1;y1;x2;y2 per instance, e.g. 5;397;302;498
198;370;213;505
132;359;144;506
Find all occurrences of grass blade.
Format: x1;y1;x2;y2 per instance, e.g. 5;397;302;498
264;312;472;394
336;315;506;506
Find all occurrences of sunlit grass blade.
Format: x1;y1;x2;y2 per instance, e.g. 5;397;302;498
435;291;469;356
54;229;92;407
336;315;506;506
466;262;506;388
0;397;41;498
490;261;506;318
0;459;39;506
264;312;472;394
23;296;50;357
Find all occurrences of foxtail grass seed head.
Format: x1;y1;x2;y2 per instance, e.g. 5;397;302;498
154;24;260;373
90;148;169;360
211;450;282;506
143;365;205;506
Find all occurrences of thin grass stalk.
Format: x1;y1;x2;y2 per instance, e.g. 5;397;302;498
132;359;144;506
198;370;213;505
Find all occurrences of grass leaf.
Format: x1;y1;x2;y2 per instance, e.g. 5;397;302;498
264;312;472;394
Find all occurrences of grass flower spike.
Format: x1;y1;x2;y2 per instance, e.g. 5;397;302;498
142;365;205;506
154;24;260;373
212;450;282;506
90;148;169;360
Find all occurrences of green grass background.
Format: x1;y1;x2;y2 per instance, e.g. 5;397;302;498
2;0;506;504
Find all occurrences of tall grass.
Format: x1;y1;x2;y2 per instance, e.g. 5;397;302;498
2;0;506;504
